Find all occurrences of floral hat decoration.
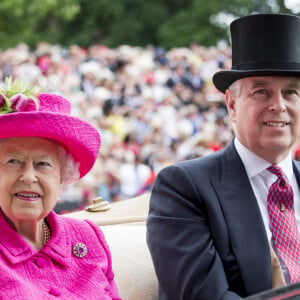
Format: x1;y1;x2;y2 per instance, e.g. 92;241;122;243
0;77;101;180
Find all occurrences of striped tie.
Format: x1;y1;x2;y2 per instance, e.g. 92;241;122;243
267;165;300;282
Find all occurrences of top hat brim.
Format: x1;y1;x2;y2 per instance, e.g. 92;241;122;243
213;69;300;94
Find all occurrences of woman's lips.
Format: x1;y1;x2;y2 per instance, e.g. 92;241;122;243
15;192;41;202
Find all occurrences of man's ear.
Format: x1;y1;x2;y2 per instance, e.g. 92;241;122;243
225;89;237;123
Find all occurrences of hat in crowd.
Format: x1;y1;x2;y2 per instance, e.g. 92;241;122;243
213;13;300;93
0;77;101;180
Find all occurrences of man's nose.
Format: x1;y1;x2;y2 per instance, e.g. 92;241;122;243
268;93;287;112
19;163;38;184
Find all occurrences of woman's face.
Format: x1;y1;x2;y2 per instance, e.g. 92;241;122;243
0;137;62;224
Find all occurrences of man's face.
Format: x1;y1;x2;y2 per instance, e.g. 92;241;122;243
226;76;300;163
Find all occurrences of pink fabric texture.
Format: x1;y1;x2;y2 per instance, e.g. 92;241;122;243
0;210;121;299
267;165;300;282
0;93;101;180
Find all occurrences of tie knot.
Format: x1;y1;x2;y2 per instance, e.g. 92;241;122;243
267;165;286;179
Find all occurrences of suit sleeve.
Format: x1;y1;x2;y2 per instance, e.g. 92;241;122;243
146;164;242;300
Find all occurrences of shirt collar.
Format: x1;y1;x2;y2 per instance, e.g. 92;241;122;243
234;137;293;181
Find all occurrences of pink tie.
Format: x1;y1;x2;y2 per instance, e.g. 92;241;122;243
267;165;300;282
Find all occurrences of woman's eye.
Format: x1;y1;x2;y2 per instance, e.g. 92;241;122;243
6;159;21;164
37;161;51;167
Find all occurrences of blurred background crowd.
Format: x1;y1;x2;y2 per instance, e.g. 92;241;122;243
2;42;300;213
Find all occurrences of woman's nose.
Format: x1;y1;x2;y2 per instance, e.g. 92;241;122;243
19;163;38;184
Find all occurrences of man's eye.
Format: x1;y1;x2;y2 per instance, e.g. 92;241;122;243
283;89;300;100
285;89;298;95
254;89;267;95
250;89;269;99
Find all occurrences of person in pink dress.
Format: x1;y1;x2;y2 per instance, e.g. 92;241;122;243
0;77;121;299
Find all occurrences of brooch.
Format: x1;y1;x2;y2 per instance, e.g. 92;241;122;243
73;243;88;258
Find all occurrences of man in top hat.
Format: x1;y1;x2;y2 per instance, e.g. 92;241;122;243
147;13;300;299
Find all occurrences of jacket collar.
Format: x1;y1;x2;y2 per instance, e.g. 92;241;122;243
0;210;71;267
41;210;71;267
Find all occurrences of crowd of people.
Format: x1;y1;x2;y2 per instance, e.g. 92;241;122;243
2;40;298;211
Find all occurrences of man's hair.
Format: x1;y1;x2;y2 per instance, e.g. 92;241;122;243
228;79;243;97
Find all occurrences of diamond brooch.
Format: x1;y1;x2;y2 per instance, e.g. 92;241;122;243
73;243;87;258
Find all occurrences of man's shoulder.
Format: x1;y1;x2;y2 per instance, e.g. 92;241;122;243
159;147;227;178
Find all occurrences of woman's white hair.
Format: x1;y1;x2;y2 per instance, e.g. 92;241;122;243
57;146;80;185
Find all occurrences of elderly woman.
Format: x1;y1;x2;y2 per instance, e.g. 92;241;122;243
0;78;121;299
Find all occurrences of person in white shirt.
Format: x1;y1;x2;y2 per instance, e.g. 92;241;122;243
147;13;300;300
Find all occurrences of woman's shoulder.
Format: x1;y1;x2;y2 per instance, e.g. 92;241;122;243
54;213;113;262
48;212;106;249
57;213;104;240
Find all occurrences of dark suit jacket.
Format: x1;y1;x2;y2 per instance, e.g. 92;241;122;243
146;141;300;300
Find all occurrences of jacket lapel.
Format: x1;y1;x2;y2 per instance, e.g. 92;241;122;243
212;142;271;294
293;161;300;185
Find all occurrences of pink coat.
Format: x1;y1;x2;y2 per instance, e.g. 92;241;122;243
0;210;121;299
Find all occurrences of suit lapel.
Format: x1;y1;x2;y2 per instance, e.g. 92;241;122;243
293;161;300;184
212;142;271;294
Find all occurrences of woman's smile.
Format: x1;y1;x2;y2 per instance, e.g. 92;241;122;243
14;191;41;202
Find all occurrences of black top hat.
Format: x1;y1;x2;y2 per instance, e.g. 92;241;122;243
213;13;300;93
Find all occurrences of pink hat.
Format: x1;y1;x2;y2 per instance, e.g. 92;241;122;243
0;78;101;179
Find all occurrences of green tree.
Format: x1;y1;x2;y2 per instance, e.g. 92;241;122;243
59;0;171;47
0;0;298;50
158;0;298;48
0;0;80;49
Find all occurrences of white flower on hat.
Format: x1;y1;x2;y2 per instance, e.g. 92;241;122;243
0;76;40;114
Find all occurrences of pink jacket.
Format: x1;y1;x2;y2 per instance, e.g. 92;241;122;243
0;210;121;299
